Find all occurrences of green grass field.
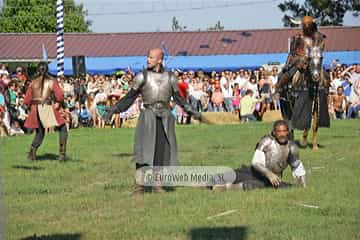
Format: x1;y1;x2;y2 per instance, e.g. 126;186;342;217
1;120;360;240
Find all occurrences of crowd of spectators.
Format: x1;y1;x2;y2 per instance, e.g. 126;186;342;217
0;61;359;138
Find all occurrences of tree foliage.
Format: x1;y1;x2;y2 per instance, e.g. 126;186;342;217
207;20;225;31
0;0;91;32
278;0;359;27
171;16;186;32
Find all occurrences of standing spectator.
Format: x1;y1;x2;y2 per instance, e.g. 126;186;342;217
177;73;190;124
240;90;261;122
70;102;80;128
269;67;280;110
14;66;28;83
259;72;273;115
330;70;344;95
96;100;106;128
16;97;28;132
330;86;347;119
344;64;360;105
232;83;241;116
0;64;9;76
233;69;248;96
63;78;74;98
191;77;204;112
87;75;98;94
77;77;87;104
211;84;224;112
86;92;97;127
109;96;121;128
7;81;18;124
94;86;107;104
221;82;233;112
246;75;259;99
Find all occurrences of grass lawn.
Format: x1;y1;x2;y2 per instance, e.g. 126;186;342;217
1;120;359;240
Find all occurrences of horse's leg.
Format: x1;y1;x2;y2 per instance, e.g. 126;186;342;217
312;109;319;150
301;129;308;147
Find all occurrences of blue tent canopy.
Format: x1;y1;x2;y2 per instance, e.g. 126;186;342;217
48;51;360;75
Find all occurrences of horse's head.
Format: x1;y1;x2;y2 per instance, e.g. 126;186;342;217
307;45;323;83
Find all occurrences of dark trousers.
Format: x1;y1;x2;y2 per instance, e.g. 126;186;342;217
31;121;68;149
233;165;292;190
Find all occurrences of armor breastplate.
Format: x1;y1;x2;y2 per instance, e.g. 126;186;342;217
31;75;54;103
303;36;313;58
260;136;290;176
141;71;173;106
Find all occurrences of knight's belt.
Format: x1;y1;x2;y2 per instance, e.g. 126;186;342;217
144;102;168;111
294;86;326;92
31;99;52;105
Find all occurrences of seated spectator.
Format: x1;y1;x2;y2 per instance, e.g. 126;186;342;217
9;120;24;136
347;100;360;118
79;104;92;127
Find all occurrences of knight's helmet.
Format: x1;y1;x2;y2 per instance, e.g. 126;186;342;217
301;16;314;25
38;43;49;75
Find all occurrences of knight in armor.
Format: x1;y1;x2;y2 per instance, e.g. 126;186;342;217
276;16;330;137
24;62;68;161
106;48;205;194
212;120;306;191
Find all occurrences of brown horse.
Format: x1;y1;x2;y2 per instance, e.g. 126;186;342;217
279;45;330;150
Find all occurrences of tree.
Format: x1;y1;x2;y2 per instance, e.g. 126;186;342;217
207;20;225;31
171;16;186;32
278;0;359;27
0;0;91;32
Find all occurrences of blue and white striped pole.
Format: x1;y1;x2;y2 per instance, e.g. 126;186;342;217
56;0;65;77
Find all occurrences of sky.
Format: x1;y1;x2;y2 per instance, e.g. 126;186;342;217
74;0;359;33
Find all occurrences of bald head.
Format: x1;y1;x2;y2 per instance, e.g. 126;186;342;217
147;48;164;72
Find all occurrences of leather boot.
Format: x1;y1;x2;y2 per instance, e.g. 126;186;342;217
58;143;67;161
132;169;145;195
153;171;165;193
27;146;37;161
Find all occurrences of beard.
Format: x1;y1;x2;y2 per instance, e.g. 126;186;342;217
303;26;314;36
276;135;288;144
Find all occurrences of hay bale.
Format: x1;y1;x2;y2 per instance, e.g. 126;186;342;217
262;110;283;122
122;117;138;128
193;112;240;125
122;112;240;127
